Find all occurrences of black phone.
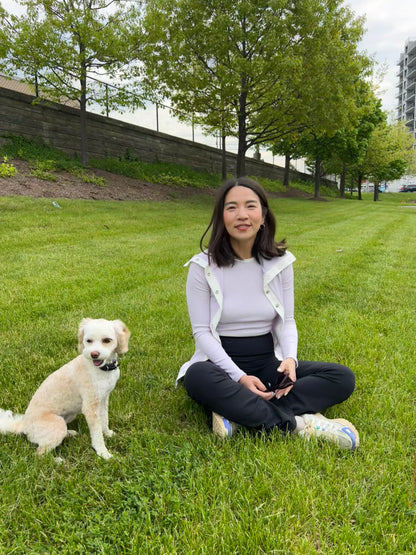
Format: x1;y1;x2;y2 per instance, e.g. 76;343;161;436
265;374;294;392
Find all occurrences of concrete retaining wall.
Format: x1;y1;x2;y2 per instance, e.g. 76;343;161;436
0;86;329;185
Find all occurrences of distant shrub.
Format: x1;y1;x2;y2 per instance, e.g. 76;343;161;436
30;160;58;181
0;156;17;178
90;156;221;189
69;167;106;187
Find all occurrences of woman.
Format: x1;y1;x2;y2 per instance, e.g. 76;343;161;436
177;177;358;449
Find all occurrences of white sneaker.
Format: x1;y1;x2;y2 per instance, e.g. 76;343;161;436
300;413;359;450
212;412;240;439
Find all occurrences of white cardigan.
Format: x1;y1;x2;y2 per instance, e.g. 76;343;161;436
176;250;297;384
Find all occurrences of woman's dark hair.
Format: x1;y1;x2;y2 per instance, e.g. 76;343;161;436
200;176;287;266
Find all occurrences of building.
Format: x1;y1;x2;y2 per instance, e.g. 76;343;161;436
397;39;416;142
396;40;416;189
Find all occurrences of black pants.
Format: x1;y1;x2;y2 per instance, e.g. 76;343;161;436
184;334;355;433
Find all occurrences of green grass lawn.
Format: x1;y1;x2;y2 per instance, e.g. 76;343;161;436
0;191;416;553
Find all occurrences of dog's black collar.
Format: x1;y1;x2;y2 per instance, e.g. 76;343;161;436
99;359;119;372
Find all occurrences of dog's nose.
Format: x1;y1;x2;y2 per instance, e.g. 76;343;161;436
90;351;100;359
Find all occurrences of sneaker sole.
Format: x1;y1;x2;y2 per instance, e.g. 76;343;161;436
332;418;359;448
315;414;359;448
212;412;233;439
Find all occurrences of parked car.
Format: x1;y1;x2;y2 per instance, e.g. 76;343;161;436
400;184;416;192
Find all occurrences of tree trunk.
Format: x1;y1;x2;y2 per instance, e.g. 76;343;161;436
357;173;362;200
339;163;346;198
283;154;291;188
236;72;248;177
236;143;246;177
347;175;354;196
221;133;227;181
80;95;88;167
80;61;88;167
236;107;247;177
373;182;379;202
314;157;321;199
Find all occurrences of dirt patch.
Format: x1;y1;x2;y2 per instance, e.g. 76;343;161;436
0;159;313;201
0;159;215;201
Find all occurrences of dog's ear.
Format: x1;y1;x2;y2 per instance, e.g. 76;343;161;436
77;318;92;353
113;320;131;354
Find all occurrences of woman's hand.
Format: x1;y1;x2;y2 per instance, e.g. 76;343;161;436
275;357;297;399
239;374;275;401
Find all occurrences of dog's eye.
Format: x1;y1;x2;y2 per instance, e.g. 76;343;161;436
102;338;112;344
86;339;93;343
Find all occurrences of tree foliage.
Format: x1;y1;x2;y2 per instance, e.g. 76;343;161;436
140;0;369;176
302;86;385;198
360;120;416;200
0;0;140;165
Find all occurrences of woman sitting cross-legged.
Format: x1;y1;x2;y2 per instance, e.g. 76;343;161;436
176;177;358;449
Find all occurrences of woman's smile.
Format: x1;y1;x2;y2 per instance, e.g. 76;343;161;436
223;186;264;258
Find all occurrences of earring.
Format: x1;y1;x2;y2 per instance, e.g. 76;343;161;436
259;224;265;230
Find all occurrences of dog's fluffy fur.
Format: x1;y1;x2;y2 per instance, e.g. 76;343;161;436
0;318;130;459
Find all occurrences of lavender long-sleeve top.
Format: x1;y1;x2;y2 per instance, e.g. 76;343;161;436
176;250;297;384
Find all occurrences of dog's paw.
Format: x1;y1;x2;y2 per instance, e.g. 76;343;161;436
97;450;112;460
103;429;114;438
67;430;78;437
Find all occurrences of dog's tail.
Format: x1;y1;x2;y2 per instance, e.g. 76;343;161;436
0;409;24;434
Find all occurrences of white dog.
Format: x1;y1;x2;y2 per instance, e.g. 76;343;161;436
0;318;130;459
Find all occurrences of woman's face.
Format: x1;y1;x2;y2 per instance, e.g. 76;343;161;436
223;186;264;255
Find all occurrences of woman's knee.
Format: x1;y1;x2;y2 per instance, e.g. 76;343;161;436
184;361;216;396
321;362;356;401
330;363;356;402
342;366;356;397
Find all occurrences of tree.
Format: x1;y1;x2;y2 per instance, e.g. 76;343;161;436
331;96;385;199
268;70;379;197
0;0;139;165
359;120;416;201
270;136;304;188
140;0;368;177
308;88;385;199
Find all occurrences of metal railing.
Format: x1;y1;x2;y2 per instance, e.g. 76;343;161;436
0;72;290;167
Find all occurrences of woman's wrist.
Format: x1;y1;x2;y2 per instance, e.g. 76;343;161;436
284;356;297;368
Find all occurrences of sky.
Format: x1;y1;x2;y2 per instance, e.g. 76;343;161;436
346;0;416;114
2;0;416;162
